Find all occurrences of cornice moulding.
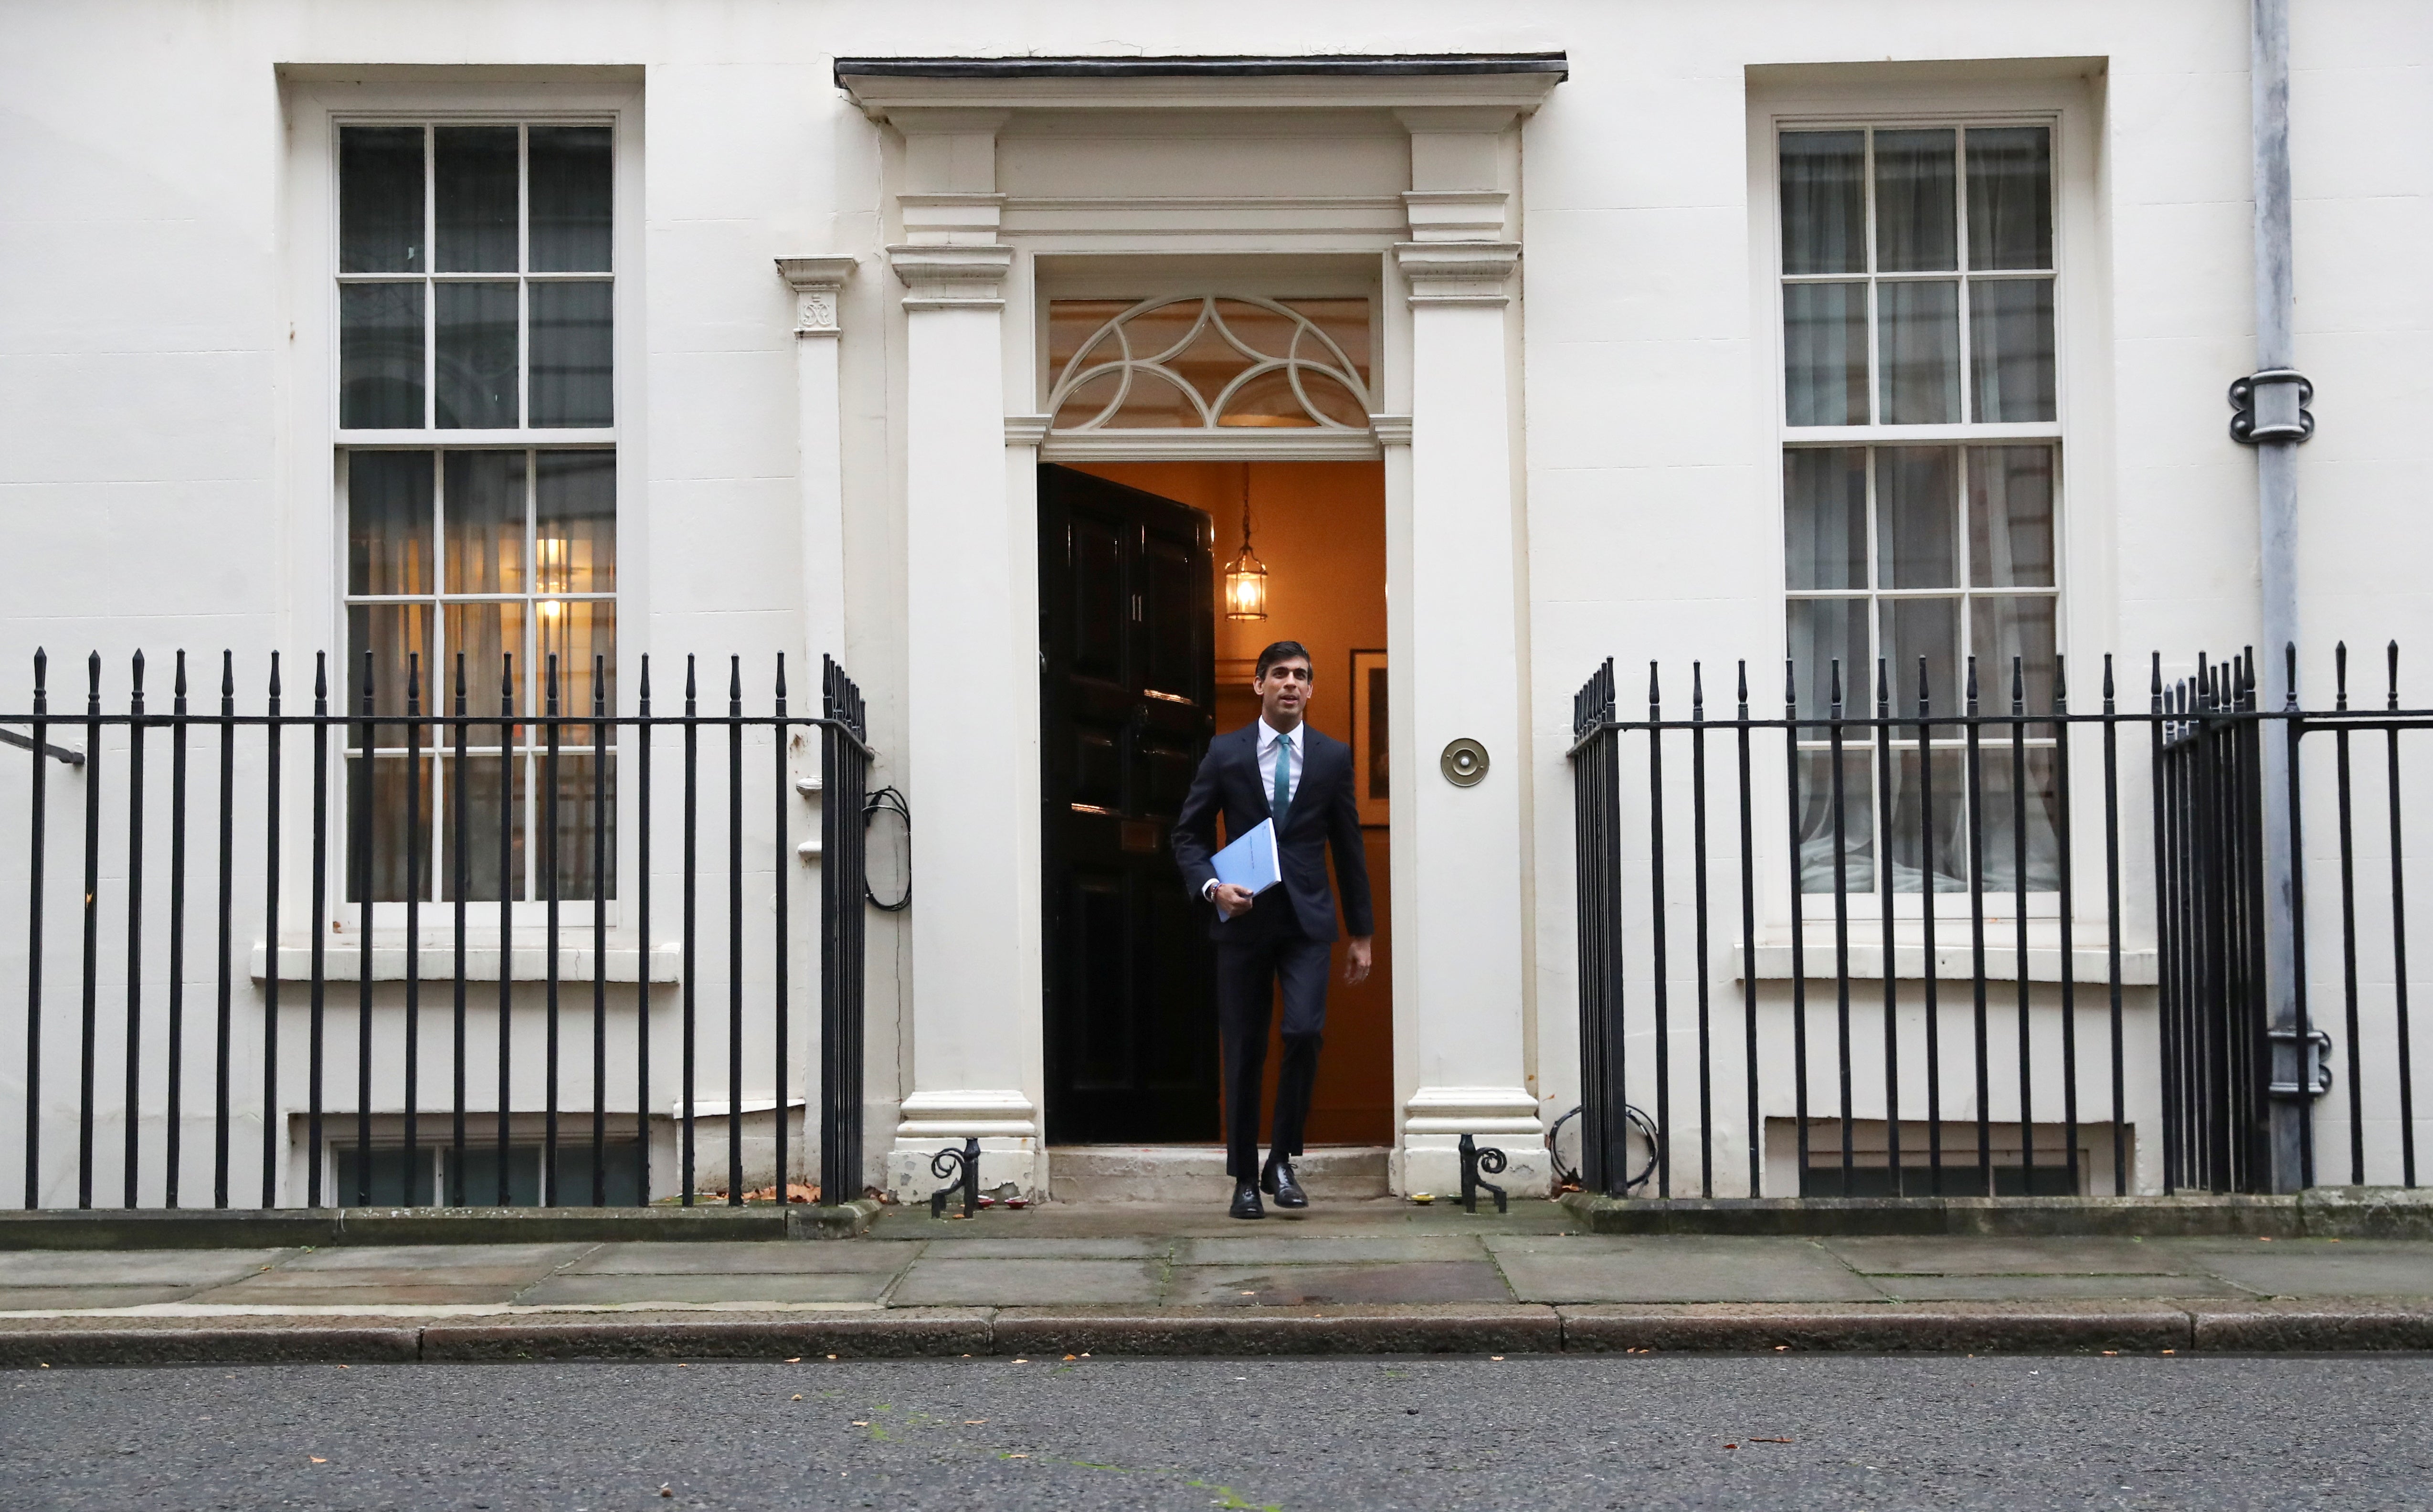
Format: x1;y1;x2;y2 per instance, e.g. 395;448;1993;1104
837;58;1565;120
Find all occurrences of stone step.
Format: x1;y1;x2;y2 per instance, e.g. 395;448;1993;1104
1047;1145;1390;1205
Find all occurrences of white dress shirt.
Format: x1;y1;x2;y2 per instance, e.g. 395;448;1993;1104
1204;717;1304;901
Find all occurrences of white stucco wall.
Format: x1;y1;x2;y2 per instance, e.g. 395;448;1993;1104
0;0;2426;1203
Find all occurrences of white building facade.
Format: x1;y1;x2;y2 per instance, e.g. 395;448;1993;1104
1;1;2427;1208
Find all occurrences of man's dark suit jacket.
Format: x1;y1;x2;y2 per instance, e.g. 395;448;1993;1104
1173;721;1375;943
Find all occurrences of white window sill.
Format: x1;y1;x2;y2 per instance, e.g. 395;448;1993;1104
1733;941;2158;986
250;942;680;984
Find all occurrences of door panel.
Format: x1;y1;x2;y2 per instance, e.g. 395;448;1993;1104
1039;464;1219;1142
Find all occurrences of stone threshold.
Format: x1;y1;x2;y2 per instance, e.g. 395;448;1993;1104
5;1297;2433;1365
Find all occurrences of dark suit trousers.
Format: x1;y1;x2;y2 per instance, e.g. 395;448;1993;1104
1216;921;1331;1181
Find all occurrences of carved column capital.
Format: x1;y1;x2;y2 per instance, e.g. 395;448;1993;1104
776;255;857;336
886;243;1015;311
1394;241;1521;307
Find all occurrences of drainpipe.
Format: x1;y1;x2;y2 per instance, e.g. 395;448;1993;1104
2239;0;2317;1193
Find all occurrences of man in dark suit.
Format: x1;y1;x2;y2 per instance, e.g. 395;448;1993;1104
1173;641;1375;1219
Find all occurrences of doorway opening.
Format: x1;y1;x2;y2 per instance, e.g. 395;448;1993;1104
1038;460;1392;1148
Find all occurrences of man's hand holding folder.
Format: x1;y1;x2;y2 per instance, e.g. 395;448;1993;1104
1209;818;1280;920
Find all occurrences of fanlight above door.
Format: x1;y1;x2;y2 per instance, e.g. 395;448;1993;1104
1046;296;1373;433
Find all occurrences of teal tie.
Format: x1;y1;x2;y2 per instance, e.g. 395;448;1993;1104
1271;732;1292;832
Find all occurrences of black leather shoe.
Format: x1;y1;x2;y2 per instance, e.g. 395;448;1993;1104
1229;1181;1266;1220
1261;1160;1310;1209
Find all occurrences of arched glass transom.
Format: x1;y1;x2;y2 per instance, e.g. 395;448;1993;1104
1046;296;1373;432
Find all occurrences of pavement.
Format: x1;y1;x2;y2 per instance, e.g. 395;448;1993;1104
11;1199;2433;1363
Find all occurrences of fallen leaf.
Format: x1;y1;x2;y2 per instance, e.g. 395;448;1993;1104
964;1420;988;1425
1240;1290;1257;1296
1011;1358;1029;1364
336;1364;349;1370
660;1486;674;1499
851;1421;869;1427
1725;1443;1738;1450
1490;1355;1505;1362
1751;1437;1792;1444
2161;1349;2177;1355
1063;1354;1078;1361
1009;1453;1029;1459
2102;1351;2118;1357
310;1457;327;1464
1774;1345;1789;1352
785;1357;801;1364
826;1354;838;1361
791;1394;803;1402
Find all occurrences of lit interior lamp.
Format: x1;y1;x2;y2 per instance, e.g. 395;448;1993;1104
1223;469;1268;622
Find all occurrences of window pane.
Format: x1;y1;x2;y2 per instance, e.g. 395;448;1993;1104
1796;749;1875;894
539;752;616;903
1967;446;2055;587
1788;596;1868;717
1972;595;2057;714
339;283;425;428
535;600;614;725
1779;131;1866;275
345;602;434;735
529;126;613;273
1283;298;1373;389
345;753;433;902
443;749;525;902
1784;449;1867;590
1098;369;1200;428
1881;596;1960;717
1886;747;1968;893
1876;445;1958;588
1968;279;2056;423
434;126;518;273
1872;129;1957;272
530;281;613;427
339;126;423;274
1967;127;2053;271
536;450;616;592
442;603;528;727
443;450;526;593
435;282;518;429
1977;745;2061;893
1784;282;1869;426
347;451;433;595
1877;280;1959;424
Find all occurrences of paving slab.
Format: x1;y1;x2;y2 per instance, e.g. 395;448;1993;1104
2166;1238;2433;1296
565;1241;915;1275
1175;1235;1483;1266
1864;1274;2251;1301
1821;1236;2195;1275
515;1272;895;1305
1486;1235;1887;1303
0;1287;218;1311
198;1265;564;1295
1168;1261;1512;1306
888;1258;1164;1306
276;1243;591;1271
1556;1300;2193;1353
180;1284;536;1306
993;1302;1563;1355
0;1248;297;1287
892;1237;1169;1260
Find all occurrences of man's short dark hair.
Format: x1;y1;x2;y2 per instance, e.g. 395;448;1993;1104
1256;641;1314;679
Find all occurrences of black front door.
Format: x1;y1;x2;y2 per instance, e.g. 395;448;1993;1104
1039;465;1220;1143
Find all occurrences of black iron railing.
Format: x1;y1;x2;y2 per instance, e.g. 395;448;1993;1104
4;648;872;1210
1570;643;2433;1200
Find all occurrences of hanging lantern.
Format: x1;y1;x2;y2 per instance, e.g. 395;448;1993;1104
1223;466;1268;621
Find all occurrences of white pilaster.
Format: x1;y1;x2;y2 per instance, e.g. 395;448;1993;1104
775;255;857;669
1390;107;1547;1197
878;111;1042;1200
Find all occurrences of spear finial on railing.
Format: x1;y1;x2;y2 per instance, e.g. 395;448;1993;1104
130;650;145;716
2101;652;2114;714
2284;641;2299;712
774;651;788;711
1829;657;1843;719
2149;650;2163;714
1965;654;1979;714
2053;653;2068;716
729;655;743;715
311;651;324;714
33;646;48;710
175;649;189;711
267;651;280;707
1875;656;1889;719
1783;657;1798;718
87;650;102;714
1691;661;1704;722
2389;640;2401;713
2335;641;2349;710
1647;660;1661;720
1735;659;1748;718
2010;654;2026;716
1917;655;1931;719
639;652;652;713
222;650;234;713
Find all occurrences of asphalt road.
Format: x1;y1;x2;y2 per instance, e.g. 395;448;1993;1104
5;1353;2425;1510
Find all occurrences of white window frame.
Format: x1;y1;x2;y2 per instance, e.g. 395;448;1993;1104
282;71;644;945
1751;67;2107;928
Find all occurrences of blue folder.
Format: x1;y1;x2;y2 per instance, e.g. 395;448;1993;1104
1212;818;1282;897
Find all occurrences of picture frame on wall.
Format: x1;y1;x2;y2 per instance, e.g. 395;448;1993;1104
1350;648;1388;827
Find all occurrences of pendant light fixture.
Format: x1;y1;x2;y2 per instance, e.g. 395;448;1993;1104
1222;462;1269;621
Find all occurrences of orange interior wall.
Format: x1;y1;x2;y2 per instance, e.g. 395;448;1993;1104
1068;460;1391;1146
